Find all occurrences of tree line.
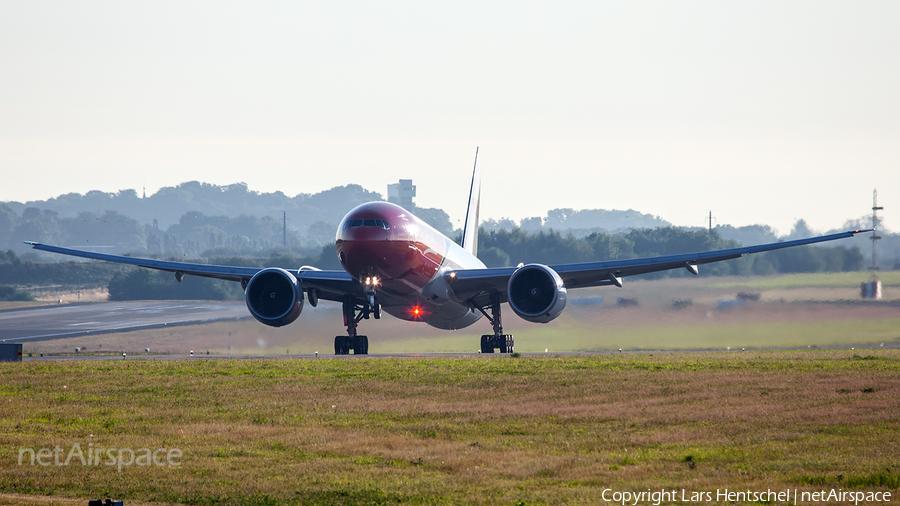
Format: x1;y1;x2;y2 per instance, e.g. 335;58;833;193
475;227;863;277
3;181;894;269
0;225;864;301
0;245;342;301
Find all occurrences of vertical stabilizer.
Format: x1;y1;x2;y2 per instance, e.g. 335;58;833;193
462;147;481;257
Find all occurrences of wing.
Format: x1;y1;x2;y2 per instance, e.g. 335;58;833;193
445;229;872;307
25;242;359;303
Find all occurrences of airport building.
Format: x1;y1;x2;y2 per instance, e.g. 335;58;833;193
387;179;416;208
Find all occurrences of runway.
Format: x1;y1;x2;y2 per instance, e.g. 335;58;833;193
0;301;249;342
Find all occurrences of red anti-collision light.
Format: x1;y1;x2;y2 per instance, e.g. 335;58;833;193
407;305;430;320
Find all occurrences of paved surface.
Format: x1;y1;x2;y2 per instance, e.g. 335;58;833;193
0;301;249;342
22;345;894;361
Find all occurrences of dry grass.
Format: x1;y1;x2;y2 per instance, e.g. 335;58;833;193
0;302;49;311
0;289;108;311
1;352;899;505
32;288;110;304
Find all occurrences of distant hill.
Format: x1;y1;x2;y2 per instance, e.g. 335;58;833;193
0;182;454;256
3;182;383;232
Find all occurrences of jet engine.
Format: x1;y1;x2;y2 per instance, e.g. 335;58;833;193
244;268;303;327
507;264;567;323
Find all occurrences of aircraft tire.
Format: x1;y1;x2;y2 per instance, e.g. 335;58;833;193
480;335;494;353
354;335;369;355
335;336;351;355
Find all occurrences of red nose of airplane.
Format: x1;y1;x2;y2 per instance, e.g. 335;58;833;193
336;202;409;281
336;202;446;297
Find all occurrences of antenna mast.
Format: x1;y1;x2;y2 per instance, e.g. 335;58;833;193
870;189;883;275
861;189;884;300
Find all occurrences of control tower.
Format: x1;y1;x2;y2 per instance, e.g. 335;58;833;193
387;179;416;209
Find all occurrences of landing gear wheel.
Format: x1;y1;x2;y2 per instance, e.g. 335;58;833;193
480;335;494;353
353;335;369;355
339;296;373;355
334;336;351;355
476;294;514;355
496;335;514;353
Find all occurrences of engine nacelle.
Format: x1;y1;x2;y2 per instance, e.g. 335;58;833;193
507;264;567;323
244;268;303;327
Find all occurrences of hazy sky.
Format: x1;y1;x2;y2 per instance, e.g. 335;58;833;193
1;1;898;234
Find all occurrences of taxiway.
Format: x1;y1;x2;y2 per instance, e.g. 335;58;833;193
0;301;248;342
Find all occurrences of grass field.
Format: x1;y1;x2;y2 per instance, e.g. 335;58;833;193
1;352;899;505
707;271;900;290
3;272;899;504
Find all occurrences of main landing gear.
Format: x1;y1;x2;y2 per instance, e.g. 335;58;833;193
475;293;515;354
334;295;380;355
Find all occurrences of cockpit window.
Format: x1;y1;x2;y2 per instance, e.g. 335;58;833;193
343;219;390;230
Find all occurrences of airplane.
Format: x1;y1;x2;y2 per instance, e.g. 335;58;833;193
26;150;871;355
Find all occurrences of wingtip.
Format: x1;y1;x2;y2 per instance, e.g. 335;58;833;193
23;241;39;246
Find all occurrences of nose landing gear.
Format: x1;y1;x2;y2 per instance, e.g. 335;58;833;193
334;295;379;355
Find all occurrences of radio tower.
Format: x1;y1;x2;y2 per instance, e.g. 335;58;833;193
870;189;883;275
862;189;883;299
